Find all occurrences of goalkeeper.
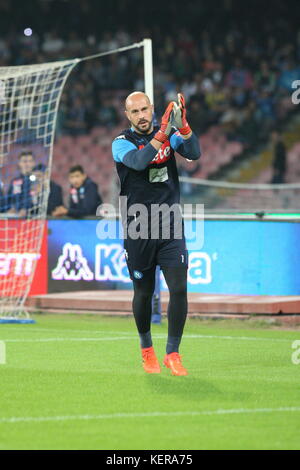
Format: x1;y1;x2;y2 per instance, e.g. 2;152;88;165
112;92;200;376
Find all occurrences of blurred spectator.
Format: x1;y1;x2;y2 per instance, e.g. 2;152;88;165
98;32;119;52
94;96;120;128
0;38;11;63
52;165;102;218
42;30;65;55
64;97;87;136
270;129;287;184
188;98;209;134
7;150;36;217
254;61;276;94
30;164;64;216
278;58;300;92
255;90;276;137
65;31;85;55
205;82;229;119
237;101;260;148
225;58;254;90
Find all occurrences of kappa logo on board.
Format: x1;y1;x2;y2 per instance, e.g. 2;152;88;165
52;243;94;281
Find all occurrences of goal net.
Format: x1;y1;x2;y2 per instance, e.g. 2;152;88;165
0;59;79;322
0;40;148;322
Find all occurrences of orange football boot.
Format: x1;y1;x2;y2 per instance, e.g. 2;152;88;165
141;346;161;374
163;352;188;376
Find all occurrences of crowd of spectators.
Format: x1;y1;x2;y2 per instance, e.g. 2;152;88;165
0;0;299;154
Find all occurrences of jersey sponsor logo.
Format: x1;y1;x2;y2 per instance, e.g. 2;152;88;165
137;141;172;165
151;141;171;165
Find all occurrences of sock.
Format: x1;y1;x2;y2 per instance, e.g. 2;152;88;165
166;336;181;355
161;266;187;356
139;330;152;349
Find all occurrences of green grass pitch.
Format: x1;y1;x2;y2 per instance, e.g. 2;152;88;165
0;313;299;450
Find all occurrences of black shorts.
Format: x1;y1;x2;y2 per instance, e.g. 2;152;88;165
124;237;188;281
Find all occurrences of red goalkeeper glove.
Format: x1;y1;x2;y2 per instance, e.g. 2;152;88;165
154;101;175;143
173;93;192;135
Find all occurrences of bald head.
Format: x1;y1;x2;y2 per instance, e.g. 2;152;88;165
125;91;151;111
125;91;154;134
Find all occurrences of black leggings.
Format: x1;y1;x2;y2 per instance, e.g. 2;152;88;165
132;266;188;337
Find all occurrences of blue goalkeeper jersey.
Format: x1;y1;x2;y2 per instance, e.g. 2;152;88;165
112;125;200;210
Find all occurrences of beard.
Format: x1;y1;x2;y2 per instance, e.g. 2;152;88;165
134;118;153;134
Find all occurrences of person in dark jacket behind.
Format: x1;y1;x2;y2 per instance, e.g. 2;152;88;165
30;163;64;216
7;150;36;217
52;164;102;218
271;129;287;184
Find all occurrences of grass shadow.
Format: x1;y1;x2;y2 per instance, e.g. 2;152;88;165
145;373;251;404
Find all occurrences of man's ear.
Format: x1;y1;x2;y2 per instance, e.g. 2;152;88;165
125;109;129;121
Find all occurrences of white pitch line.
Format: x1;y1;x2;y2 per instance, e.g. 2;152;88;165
3;336;137;343
0;407;299;424
0;327;136;335
1;334;293;343
183;334;291;343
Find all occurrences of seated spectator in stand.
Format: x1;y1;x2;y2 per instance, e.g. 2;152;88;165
255;90;276;137
94;96;120;128
7;150;36;217
64;97;87;136
188;97;209;133
254;61;276;94
270;129;287;184
278;58;300;93
237;101;260;148
205;81;228;124
225;58;254;90
30;164;64;216
52;165;102;218
41;30;65;56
